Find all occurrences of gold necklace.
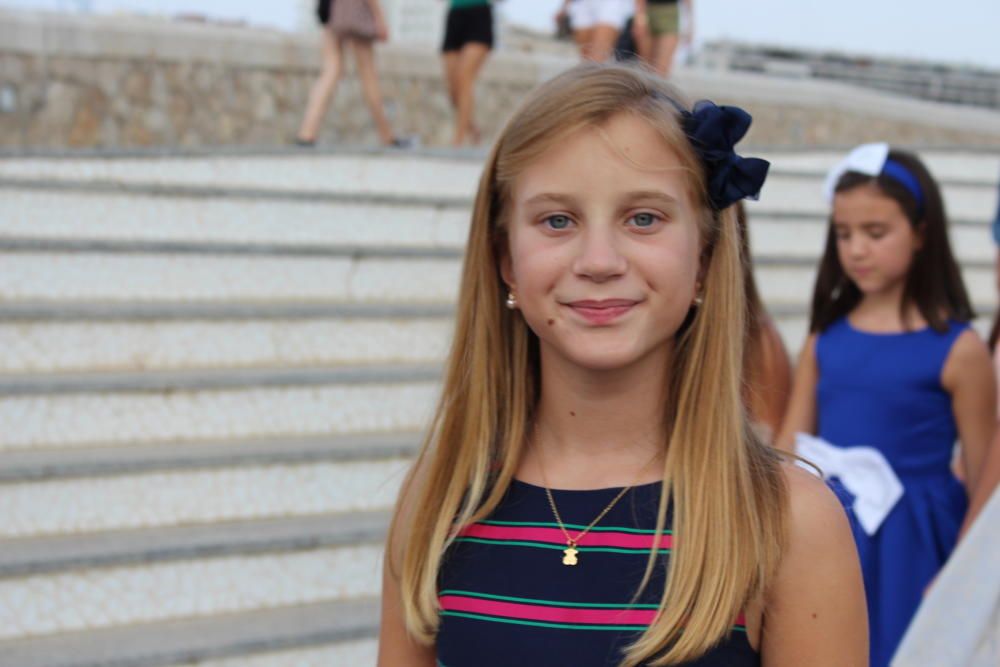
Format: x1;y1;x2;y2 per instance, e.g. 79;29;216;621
542;480;633;566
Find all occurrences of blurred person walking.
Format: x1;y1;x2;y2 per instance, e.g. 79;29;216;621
556;0;632;62
296;0;409;147
441;0;494;146
631;0;691;77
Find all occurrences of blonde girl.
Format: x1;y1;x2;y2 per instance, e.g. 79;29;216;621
379;64;866;667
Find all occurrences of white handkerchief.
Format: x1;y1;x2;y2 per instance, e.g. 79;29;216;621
795;433;904;536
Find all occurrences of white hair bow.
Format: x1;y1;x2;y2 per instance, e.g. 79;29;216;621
822;142;890;204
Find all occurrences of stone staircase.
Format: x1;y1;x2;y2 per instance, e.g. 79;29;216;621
0;147;997;667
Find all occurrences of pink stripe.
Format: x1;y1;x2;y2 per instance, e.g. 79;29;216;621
458;524;671;550
439;595;656;626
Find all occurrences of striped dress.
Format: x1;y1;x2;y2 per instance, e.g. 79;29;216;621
436;479;758;666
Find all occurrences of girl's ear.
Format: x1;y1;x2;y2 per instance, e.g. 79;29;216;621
499;247;515;291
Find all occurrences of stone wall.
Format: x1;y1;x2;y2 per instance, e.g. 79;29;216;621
3;8;1000;151
0;9;557;150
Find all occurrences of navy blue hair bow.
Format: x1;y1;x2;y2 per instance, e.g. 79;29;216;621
681;101;770;211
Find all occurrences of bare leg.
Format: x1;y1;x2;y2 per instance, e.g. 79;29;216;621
453;42;490;146
443;51;461;111
633;23;652;64
650;33;680;77
573;27;594;61
296;27;344;142
350;38;396;145
587;24;620;63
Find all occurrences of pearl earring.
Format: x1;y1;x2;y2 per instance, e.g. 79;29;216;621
505;292;517;309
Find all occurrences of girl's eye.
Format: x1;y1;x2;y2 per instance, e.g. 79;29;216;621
543;214;573;230
628;212;660;228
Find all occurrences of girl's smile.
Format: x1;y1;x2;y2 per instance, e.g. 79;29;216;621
561;298;643;325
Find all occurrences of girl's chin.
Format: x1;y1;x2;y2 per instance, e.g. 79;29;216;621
548;344;661;373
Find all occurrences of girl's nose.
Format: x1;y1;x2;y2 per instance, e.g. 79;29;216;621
572;226;628;282
847;235;869;259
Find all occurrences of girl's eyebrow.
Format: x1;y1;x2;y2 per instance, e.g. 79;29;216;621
521;192;579;207
621;190;679;205
521;190;679;207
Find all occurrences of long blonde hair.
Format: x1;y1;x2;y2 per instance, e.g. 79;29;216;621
390;63;787;666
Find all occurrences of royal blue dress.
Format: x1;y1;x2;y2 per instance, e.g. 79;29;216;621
436;479;758;666
816;316;970;667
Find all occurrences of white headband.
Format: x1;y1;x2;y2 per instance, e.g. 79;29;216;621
822;142;890;204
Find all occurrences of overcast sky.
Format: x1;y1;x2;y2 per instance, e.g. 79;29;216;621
4;0;1000;69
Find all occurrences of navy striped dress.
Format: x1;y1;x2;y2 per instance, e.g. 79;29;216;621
436;479;758;666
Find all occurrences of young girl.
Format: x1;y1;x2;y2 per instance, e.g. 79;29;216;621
777;143;997;667
441;0;494;146
378;64;866;666
295;0;407;147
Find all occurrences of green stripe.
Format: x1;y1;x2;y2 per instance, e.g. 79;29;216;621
480;519;670;535
439;589;660;609
441;610;649;632
441;610;748;635
453;537;671;554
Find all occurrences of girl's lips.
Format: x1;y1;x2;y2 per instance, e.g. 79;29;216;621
564;300;639;325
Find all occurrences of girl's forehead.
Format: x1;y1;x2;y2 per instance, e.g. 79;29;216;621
833;185;908;221
511;115;690;202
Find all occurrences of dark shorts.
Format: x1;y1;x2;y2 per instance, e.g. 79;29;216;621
442;5;494;52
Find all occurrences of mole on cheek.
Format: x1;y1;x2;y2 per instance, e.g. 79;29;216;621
811;613;818;620
547;319;555;326
569;411;576;417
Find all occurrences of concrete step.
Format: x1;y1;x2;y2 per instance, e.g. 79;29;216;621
173;638;378;667
0;154;483;200
0;431;420;483
168;639;377;667
0;509;390;577
0;433;413;538
0;312;451;374
0;251;463;305
0;506;385;657
0;364;438;452
0;598;379;667
1;250;992;307
0;515;383;641
0;187;469;250
765;151;1000;184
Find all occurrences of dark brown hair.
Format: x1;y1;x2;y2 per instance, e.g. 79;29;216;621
808;148;974;333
